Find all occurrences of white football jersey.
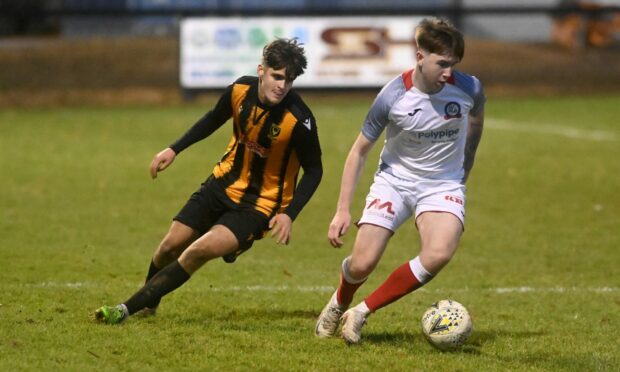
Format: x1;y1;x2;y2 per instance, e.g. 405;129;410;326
362;69;485;182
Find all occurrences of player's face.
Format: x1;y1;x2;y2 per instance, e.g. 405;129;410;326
257;65;294;106
416;50;460;93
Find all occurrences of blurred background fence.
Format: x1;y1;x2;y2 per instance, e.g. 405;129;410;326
0;0;619;105
2;0;619;43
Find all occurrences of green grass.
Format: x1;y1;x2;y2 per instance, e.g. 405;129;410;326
1;95;619;371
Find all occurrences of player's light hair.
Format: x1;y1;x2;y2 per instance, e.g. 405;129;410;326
415;18;465;61
262;38;307;81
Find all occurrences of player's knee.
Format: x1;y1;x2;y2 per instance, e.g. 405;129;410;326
176;242;216;275
348;257;376;279
184;239;223;263
155;236;185;262
422;246;455;271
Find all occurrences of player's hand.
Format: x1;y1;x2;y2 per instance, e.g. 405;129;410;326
269;213;292;245
328;210;351;248
149;148;176;179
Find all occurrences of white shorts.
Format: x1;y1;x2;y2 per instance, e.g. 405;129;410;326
358;171;466;232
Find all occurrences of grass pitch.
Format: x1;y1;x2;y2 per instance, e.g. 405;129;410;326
1;95;619;371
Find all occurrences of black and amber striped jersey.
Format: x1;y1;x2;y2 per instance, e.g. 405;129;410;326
170;76;322;220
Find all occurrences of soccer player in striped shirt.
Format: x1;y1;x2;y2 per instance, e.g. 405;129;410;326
94;38;322;324
315;18;486;344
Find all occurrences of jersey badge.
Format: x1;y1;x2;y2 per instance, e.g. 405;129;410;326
268;123;281;139
444;102;462;119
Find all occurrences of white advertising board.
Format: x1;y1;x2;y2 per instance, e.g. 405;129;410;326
180;16;424;88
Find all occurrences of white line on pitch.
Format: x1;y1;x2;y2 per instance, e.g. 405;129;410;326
23;282;619;294
486;118;617;142
200;285;619;294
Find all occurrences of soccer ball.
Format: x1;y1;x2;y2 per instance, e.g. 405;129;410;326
421;299;473;351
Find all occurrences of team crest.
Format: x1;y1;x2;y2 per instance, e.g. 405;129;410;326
444;101;462;119
269;123;281;139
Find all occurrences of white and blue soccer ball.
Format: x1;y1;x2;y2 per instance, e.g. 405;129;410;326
421;299;473;351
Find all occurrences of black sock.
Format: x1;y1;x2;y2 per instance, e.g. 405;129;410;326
146;259;161;282
144;259;162;309
124;260;191;315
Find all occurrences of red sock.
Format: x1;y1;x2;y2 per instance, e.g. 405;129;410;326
336;270;366;308
364;262;422;312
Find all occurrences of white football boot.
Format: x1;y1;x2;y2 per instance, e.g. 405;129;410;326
315;291;347;338
341;302;370;344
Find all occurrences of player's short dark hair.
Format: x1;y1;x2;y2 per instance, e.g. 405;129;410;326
415;18;465;61
262;38;307;81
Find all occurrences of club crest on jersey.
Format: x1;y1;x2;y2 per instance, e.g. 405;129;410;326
444;101;462;119
268;123;281;139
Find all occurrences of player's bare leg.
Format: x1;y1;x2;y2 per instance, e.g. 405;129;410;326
177;224;239;274
347;224;392;279
415;211;462;274
316;225;390;338
321;225;390;341
153;221;200;268
342;212;461;344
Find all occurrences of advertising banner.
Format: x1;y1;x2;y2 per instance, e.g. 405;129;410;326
180;16;424;88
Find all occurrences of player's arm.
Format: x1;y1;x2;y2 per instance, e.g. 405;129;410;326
462;107;484;184
327;78;391;248
270;115;323;245
149;85;233;179
328;133;376;248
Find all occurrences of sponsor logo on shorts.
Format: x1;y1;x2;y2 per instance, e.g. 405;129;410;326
366;198;396;221
367;198;396;215
444;195;464;205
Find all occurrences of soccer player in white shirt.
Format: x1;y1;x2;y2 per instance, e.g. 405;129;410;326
315;18;486;344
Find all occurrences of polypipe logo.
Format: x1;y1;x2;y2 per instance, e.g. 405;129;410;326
417;128;460;140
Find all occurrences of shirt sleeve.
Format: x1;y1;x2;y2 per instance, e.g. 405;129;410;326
469;77;486;116
453;71;486;116
283;114;323;221
361;76;402;142
169;84;233;154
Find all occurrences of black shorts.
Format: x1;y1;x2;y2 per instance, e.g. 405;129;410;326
174;179;270;263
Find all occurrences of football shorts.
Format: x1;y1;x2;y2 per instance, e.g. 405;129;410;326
174;179;270;263
358;170;466;232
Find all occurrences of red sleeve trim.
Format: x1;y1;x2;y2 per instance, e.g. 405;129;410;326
402;69;414;90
